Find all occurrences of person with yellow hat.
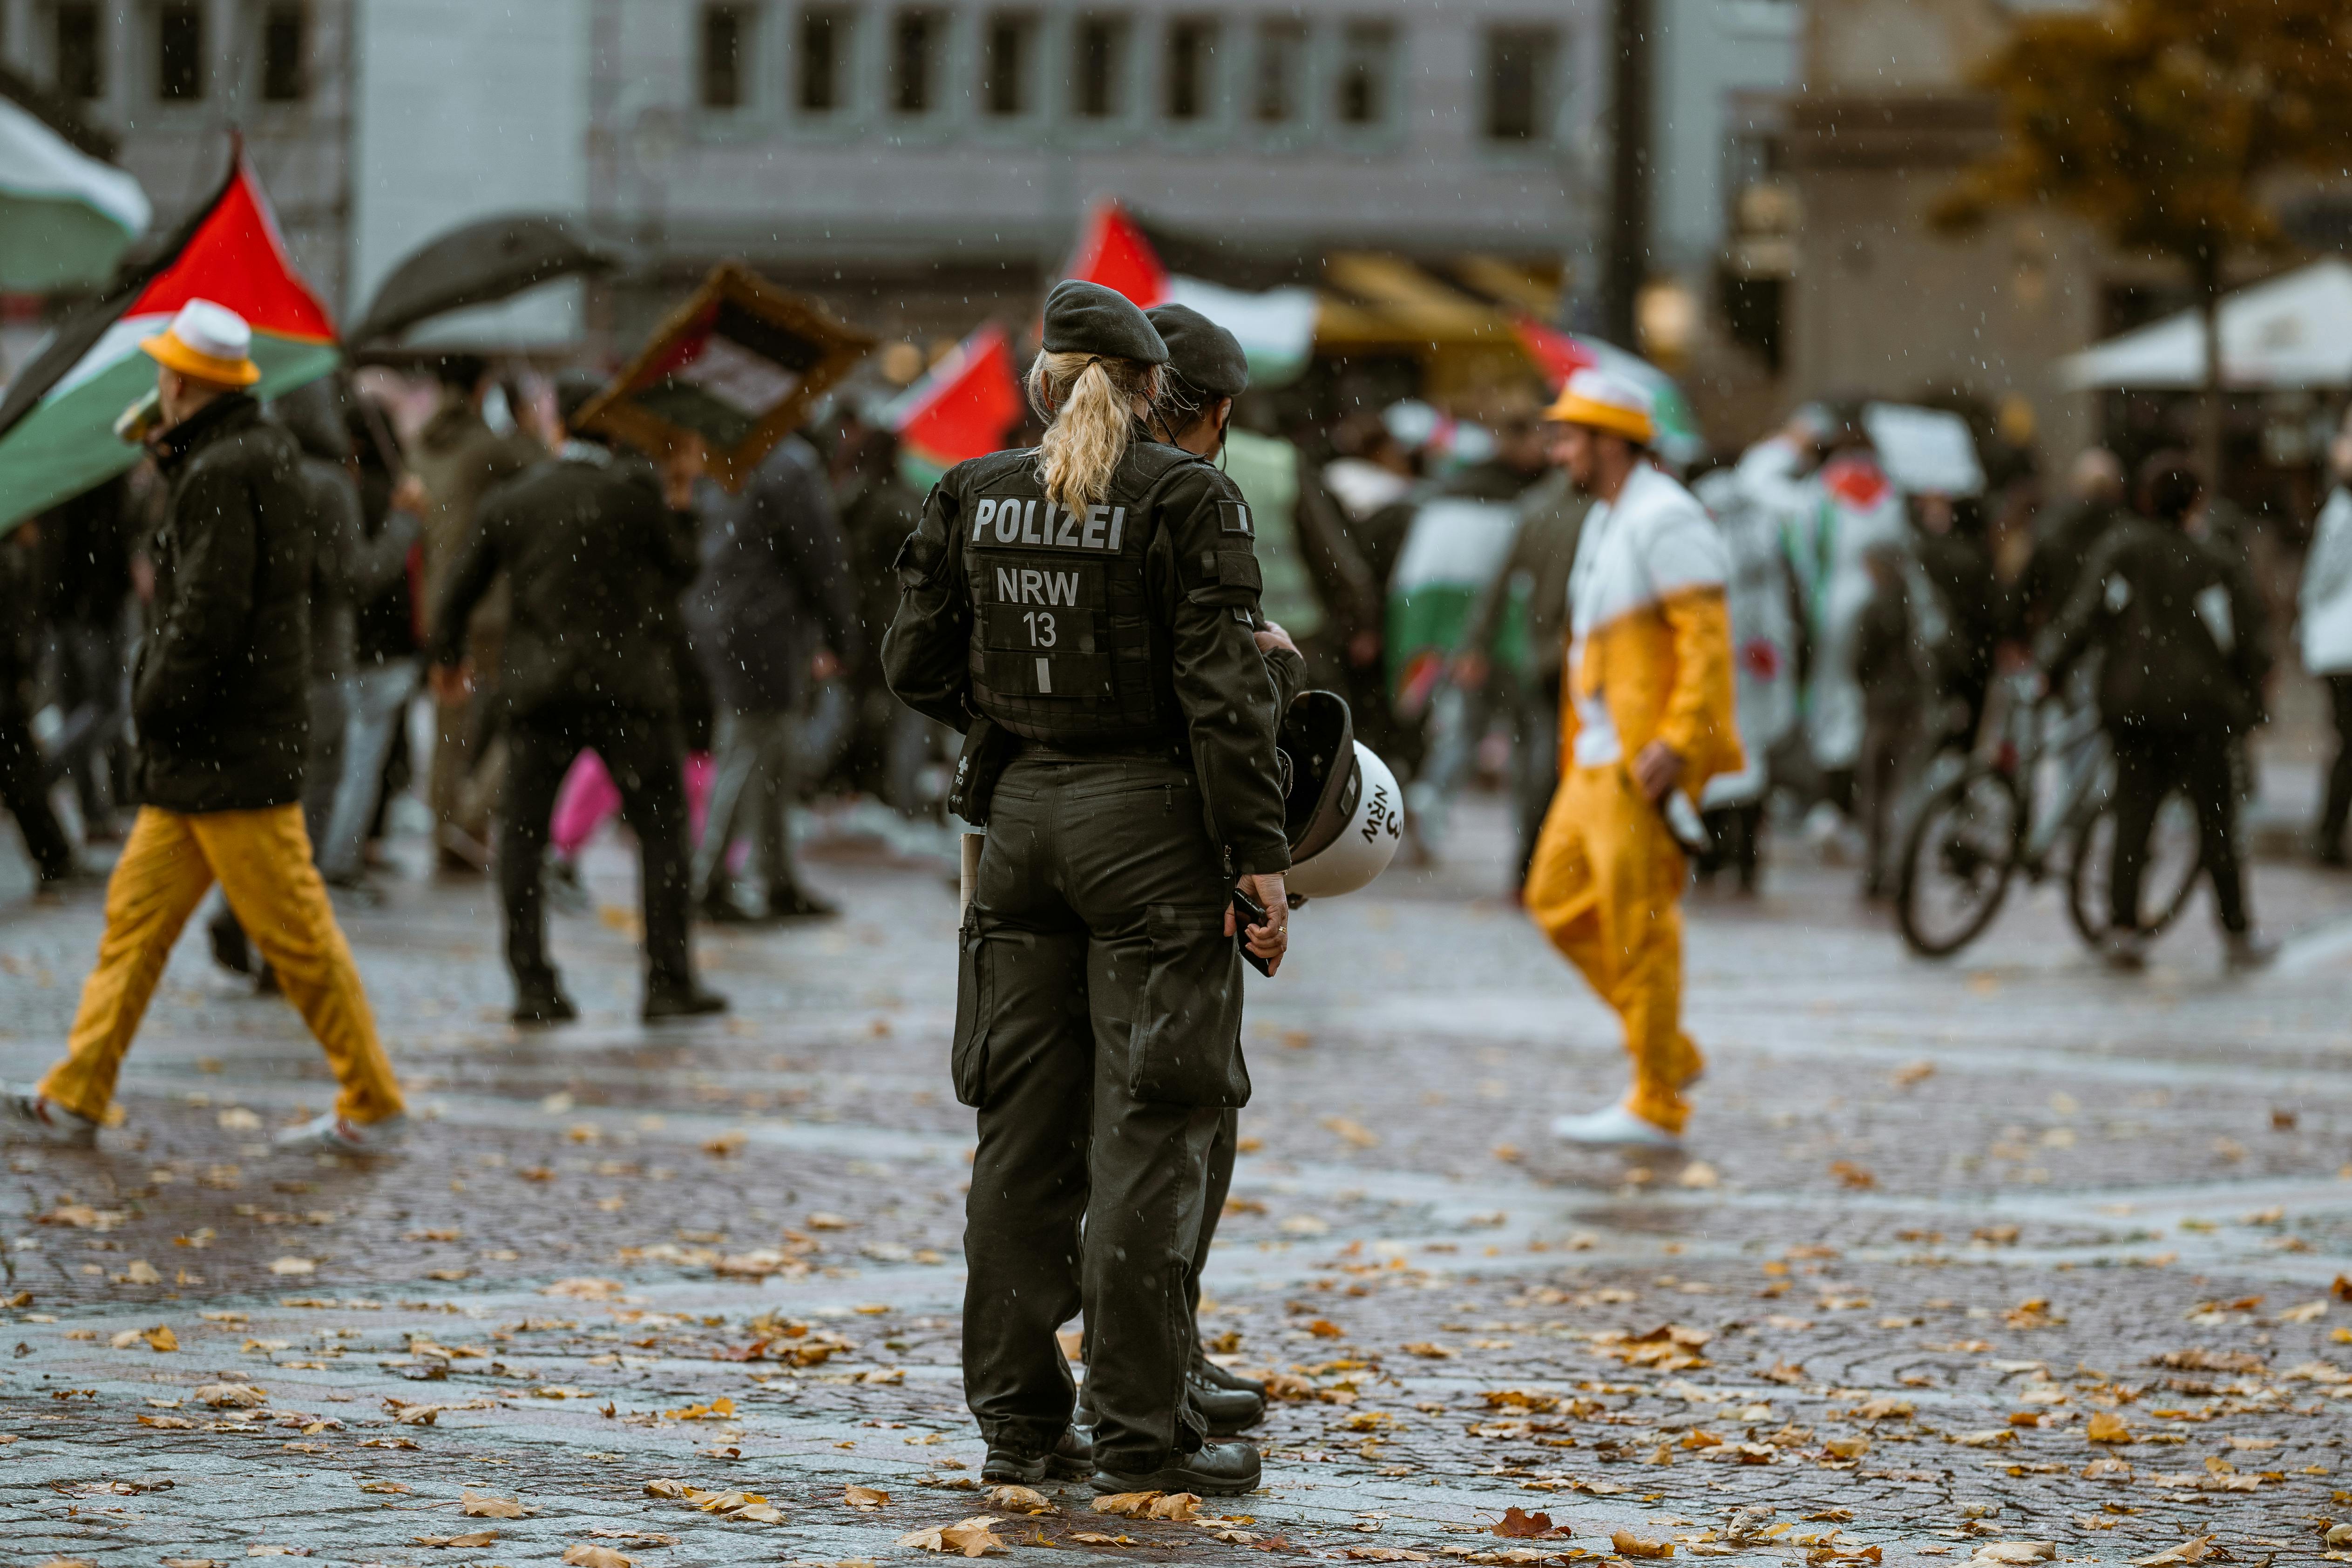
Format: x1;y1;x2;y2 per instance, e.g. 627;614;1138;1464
1525;369;1742;1149
5;299;409;1155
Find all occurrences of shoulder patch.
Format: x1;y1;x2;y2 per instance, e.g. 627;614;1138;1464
1218;499;1254;537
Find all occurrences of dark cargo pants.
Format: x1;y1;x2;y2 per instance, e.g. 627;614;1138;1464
958;750;1248;1473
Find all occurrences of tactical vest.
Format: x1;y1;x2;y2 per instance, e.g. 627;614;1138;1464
960;442;1211;747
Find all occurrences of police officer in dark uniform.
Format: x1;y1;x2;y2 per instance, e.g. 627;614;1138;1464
883;282;1292;1496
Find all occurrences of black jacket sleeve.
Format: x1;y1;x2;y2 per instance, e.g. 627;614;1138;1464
135;462;259;736
1148;464;1292;876
429;494;505;668
881;478;974;733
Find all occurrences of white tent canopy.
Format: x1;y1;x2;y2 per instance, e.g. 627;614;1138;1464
2060;259;2352;392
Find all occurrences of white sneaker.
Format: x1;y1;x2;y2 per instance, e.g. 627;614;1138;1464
1551;1104;1683;1150
2;1085;100;1147
272;1111;409;1154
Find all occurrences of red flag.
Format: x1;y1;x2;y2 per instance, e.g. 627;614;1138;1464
1511;313;1596;394
1063;199;1167;308
892;323;1024;470
130;156;335;340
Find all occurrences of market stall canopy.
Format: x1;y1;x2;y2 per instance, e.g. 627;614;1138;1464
0;67;149;292
2059;259;2352;391
349;214;614;348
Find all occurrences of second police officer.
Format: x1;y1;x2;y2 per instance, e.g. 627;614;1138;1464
883;281;1295;1496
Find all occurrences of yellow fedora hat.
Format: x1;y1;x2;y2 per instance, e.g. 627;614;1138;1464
140;298;262;388
1543;367;1653;446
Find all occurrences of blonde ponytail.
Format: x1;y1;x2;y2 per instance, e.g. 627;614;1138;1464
1028;351;1158;513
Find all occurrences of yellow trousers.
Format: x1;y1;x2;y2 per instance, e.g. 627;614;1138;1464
41;805;405;1127
1522;764;1703;1133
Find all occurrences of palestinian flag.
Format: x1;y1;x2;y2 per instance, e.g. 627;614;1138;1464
1385;495;1521;715
1511;313;1704;466
888;321;1025;486
0;149;337;533
1062;200;1318;387
1064;198;1167;308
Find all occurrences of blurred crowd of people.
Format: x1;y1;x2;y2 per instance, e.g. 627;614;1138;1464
8;348;2352;977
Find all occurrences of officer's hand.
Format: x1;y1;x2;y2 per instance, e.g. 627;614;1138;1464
430;661;474;706
1254;622;1300;659
1632;740;1685;803
1227;872;1290;976
392;472;430;517
811;648;843;682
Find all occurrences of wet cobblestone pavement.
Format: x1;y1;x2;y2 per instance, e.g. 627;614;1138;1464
8;801;2352;1565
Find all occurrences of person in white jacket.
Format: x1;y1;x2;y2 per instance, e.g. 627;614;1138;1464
2302;413;2352;866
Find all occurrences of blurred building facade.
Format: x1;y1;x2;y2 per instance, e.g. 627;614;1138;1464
1779;0;2108;465
1;0;1810;415
0;0;355;308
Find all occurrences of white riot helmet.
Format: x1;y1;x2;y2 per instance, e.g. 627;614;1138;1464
1279;692;1403;899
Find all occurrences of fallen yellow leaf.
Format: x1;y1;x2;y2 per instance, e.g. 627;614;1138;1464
142;1325;178;1352
563;1548;634;1568
461;1487;529;1519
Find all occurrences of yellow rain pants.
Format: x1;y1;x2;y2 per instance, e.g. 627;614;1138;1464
41;804;406;1127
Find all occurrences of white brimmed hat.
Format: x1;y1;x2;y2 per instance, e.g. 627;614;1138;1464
139;299;261;388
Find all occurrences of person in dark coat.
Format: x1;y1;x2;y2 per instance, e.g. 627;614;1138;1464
833;419;941;815
430;372;724;1024
6;302;407;1154
208;379;414;972
682;434;862;920
38;472;136;840
2015;448;2126;638
2040;451;2276;971
0;521;78;893
319;393;426;890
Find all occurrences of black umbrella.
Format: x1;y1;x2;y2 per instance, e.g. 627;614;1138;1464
349;214;614;348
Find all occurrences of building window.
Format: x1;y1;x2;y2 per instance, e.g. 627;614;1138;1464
1334;20;1391;126
701;4;748;109
260;3;307;102
799;7;848;113
983;12;1034;116
157;3;205;101
1252;18;1306;126
1072;15;1127;120
54;2;102;98
1163;17;1216;123
892;9;941;115
1484;27;1556;143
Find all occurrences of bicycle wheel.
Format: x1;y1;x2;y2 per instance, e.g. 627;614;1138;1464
2067;786;2205;945
1897;765;2026;957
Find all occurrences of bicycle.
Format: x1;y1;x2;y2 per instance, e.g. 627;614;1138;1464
1896;673;2202;958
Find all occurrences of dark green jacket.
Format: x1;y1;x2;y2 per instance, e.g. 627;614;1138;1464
883;440;1295;876
131;394;314;813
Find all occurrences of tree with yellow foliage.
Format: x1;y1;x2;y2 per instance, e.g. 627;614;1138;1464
1937;0;2352;483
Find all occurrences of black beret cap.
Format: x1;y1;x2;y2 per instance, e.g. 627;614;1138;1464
1041;279;1168;365
1146;304;1249;399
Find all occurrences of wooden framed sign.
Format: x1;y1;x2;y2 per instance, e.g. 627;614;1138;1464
577;261;874;492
